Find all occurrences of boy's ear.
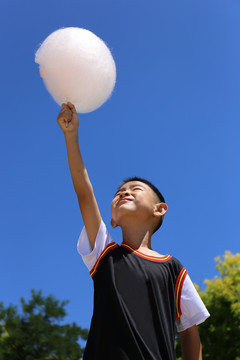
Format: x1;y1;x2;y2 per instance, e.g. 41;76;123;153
153;203;168;218
111;218;118;228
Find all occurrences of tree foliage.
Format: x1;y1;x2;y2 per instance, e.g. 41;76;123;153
176;251;240;360
0;290;88;360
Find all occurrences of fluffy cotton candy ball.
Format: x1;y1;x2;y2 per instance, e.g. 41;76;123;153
35;27;116;113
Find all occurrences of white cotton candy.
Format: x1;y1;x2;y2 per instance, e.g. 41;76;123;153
35;27;116;113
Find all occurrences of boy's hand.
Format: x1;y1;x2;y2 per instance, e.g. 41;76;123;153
57;102;79;134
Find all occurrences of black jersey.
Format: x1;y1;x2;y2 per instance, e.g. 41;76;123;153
83;241;187;360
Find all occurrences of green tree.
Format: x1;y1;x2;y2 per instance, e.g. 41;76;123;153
0;290;88;360
176;251;240;360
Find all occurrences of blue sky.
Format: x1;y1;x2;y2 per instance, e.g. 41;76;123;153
0;0;239;334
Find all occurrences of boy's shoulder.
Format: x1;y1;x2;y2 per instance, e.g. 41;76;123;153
167;255;186;273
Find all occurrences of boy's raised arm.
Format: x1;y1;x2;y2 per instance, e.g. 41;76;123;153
57;102;101;250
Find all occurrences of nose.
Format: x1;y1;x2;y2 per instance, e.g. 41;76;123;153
120;190;130;198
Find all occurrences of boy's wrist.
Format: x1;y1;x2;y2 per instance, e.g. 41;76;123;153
64;130;79;143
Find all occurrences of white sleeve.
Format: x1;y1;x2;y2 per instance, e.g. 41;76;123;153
77;220;114;272
176;274;210;332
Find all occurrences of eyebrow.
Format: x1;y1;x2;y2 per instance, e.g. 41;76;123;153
114;183;145;196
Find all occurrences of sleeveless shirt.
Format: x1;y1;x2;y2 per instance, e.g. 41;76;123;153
83;242;187;360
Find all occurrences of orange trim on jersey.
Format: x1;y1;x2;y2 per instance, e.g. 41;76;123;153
121;242;172;262
175;267;187;319
90;242;118;278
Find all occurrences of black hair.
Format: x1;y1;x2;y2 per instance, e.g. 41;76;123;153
116;176;166;233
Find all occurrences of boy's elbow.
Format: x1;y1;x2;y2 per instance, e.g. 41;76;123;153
73;177;94;200
76;186;94;203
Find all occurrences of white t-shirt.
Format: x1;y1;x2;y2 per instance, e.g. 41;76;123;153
77;220;210;332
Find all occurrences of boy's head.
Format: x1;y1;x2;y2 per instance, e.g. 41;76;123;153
111;177;168;234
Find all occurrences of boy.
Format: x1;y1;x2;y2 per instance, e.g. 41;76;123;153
57;103;209;360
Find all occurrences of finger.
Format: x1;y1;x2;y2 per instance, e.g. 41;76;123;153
67;102;77;114
57;114;71;126
61;103;68;111
59;106;72;118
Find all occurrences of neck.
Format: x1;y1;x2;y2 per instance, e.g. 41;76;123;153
120;222;153;250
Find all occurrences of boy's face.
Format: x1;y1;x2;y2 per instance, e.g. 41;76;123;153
111;181;163;229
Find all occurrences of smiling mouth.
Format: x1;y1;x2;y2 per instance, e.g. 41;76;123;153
118;198;132;205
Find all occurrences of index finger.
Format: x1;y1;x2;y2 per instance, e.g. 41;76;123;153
67;102;77;113
61;103;68;110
